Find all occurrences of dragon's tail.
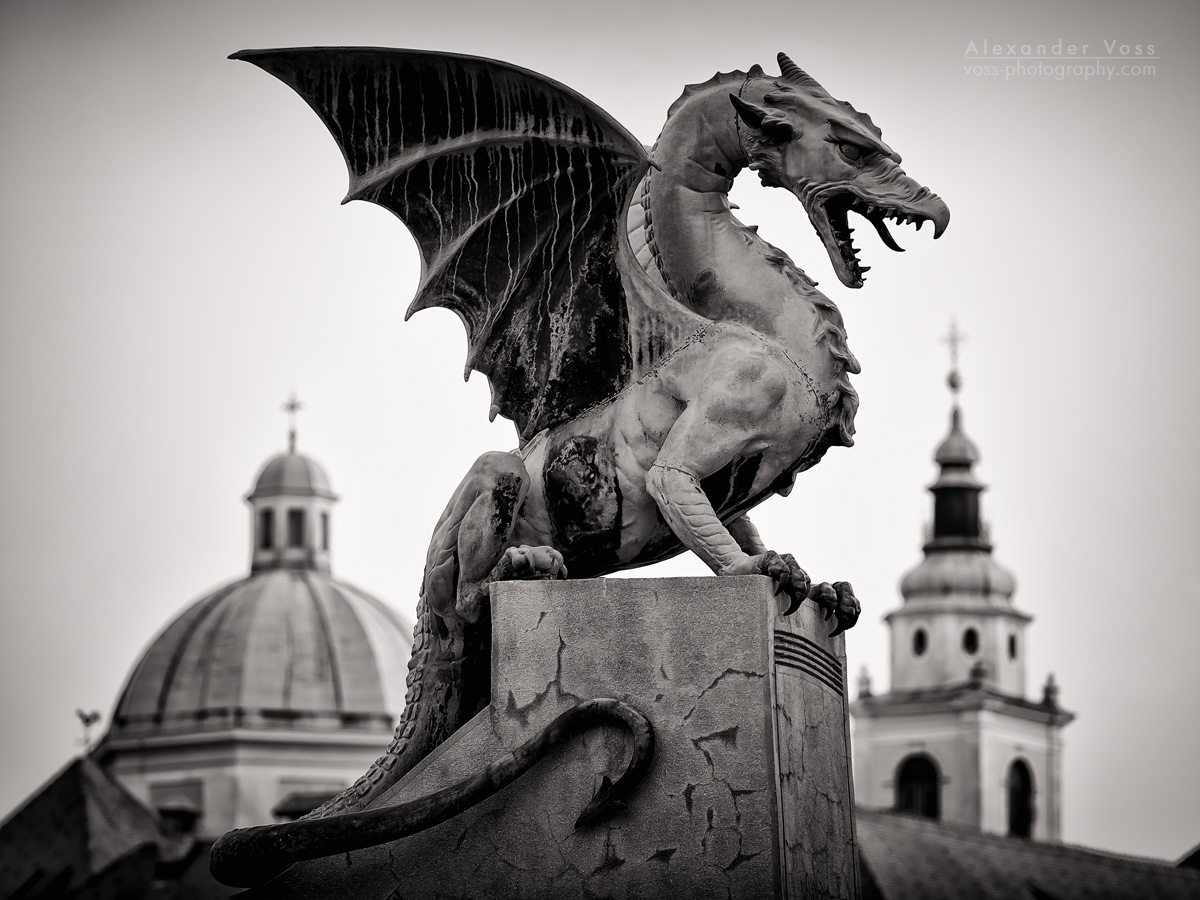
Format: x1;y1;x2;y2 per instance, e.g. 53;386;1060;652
210;698;654;887
304;590;439;818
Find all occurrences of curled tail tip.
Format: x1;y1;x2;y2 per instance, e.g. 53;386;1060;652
574;774;626;829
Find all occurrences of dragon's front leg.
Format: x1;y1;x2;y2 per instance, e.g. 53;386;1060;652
648;465;856;632
645;362;859;633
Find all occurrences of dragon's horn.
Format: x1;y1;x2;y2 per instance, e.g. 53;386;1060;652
730;93;796;143
777;52;831;96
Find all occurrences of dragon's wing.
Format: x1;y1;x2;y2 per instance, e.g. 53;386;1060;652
234;47;676;440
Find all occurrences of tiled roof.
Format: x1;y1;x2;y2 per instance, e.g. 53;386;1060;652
858;808;1200;900
0;759;235;899
0;757;160;897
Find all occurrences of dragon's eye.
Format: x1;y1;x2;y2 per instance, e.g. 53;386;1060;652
838;142;865;163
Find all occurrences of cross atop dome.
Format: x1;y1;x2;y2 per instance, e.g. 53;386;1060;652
282;391;304;453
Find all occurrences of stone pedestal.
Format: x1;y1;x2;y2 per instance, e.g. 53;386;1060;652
247;576;859;899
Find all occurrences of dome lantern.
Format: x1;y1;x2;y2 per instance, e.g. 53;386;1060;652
247;393;337;574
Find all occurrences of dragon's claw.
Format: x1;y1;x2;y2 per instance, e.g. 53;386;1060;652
757;551;810;615
809;581;838;619
827;581;860;637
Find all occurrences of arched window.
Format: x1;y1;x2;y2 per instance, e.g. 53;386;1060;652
259;508;274;550
287;509;305;548
962;627;979;655
912;628;928;657
895;754;940;820
1007;759;1034;837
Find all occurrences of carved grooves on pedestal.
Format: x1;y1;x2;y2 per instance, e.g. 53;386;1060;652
773;630;843;696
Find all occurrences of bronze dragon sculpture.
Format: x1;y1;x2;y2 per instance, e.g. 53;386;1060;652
211;48;949;886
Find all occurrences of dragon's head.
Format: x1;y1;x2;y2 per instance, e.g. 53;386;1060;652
731;53;950;288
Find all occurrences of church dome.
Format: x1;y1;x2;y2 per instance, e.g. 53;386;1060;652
248;452;336;501
109;569;411;739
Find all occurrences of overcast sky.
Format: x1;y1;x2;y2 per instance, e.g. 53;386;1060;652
1;0;1196;862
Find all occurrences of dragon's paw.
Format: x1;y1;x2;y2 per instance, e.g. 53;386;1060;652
457;546;568;623
494;545;569;582
754;551;812;615
807;581;860;637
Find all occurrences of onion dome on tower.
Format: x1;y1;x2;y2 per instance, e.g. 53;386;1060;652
95;396;412;837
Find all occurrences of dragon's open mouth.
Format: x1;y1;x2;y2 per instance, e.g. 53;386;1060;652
815;189;948;288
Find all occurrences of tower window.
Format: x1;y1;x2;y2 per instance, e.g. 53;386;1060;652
963;627;979;655
259;509;274;550
1008;634;1018;660
321;512;329;551
1007;759;1035;837
912;628;928;657
287;509;305;547
149;778;203;836
896;754;940;820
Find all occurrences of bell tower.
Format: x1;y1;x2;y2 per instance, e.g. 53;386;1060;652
851;325;1074;840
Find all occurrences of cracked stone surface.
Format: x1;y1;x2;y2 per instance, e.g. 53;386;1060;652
246;576;859;899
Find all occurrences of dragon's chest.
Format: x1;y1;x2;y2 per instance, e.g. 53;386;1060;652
707;430;837;522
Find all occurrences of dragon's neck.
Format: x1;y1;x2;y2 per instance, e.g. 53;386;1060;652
640;75;861;447
643;79;822;336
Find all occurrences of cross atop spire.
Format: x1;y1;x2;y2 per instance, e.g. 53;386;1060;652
942;319;966;395
282;391;304;453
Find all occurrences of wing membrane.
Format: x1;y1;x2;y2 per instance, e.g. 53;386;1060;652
233;47;650;439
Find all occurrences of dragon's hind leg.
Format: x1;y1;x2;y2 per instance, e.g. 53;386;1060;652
423;451;564;626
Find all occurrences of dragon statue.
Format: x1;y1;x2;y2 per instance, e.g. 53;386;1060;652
211;47;949;886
